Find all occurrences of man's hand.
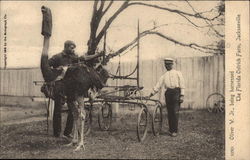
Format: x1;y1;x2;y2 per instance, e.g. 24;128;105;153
56;66;63;71
179;95;184;103
149;93;154;98
98;51;105;56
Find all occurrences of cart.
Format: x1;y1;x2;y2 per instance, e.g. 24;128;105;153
83;85;163;142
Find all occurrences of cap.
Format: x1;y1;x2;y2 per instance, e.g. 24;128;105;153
64;40;76;48
164;58;174;63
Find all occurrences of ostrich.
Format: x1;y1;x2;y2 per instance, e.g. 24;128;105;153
40;6;109;151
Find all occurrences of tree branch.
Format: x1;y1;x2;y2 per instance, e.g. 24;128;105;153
128;2;219;21
92;0;98;16
87;0;225;58
185;0;224;37
144;31;221;53
126;1;224;35
89;0;99;37
99;0;105;11
107;29;223;60
178;13;203;28
174;15;223;29
95;0;130;50
102;0;114;15
88;0;108;54
107;25;168;58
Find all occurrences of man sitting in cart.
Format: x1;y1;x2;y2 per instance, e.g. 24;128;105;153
149;58;185;137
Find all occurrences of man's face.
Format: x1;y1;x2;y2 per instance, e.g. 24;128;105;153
65;44;75;54
165;62;173;71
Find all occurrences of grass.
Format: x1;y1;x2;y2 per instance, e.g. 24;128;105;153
0;109;224;159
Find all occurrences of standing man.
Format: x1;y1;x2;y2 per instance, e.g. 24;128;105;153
40;6;104;138
48;40;78;138
149;58;185;137
48;40;105;138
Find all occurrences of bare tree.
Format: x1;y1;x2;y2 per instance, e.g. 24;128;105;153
85;0;225;63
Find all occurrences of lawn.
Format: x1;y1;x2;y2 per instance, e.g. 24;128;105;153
0;109;224;159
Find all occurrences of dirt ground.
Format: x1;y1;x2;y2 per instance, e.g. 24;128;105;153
0;107;224;159
0;106;45;124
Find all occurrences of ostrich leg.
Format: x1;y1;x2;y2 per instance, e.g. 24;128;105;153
65;100;79;147
65;96;86;151
72;101;79;145
74;96;86;151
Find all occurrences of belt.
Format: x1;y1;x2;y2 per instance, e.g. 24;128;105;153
167;87;180;90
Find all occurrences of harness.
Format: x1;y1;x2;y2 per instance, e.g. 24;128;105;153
41;81;56;100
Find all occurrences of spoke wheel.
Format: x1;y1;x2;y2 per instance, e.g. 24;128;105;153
98;102;112;131
152;104;163;136
206;93;225;113
137;107;148;142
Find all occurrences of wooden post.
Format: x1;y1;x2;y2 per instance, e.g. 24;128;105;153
113;55;121;117
137;19;140;88
48;99;54;134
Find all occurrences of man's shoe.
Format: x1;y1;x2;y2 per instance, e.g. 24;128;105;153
167;131;173;136
62;134;73;139
171;132;178;137
54;133;60;138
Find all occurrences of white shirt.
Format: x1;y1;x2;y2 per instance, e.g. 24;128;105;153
152;69;185;95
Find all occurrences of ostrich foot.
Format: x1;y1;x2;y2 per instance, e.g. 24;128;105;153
64;141;77;147
74;143;85;151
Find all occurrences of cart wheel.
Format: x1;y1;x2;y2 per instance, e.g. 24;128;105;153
98;102;112;131
152;104;163;136
84;105;92;135
206;93;225;113
137;107;148;142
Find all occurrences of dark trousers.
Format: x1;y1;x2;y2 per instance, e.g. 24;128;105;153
53;81;74;137
165;88;181;133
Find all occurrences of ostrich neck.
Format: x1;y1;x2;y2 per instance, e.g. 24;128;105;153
42;37;50;56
